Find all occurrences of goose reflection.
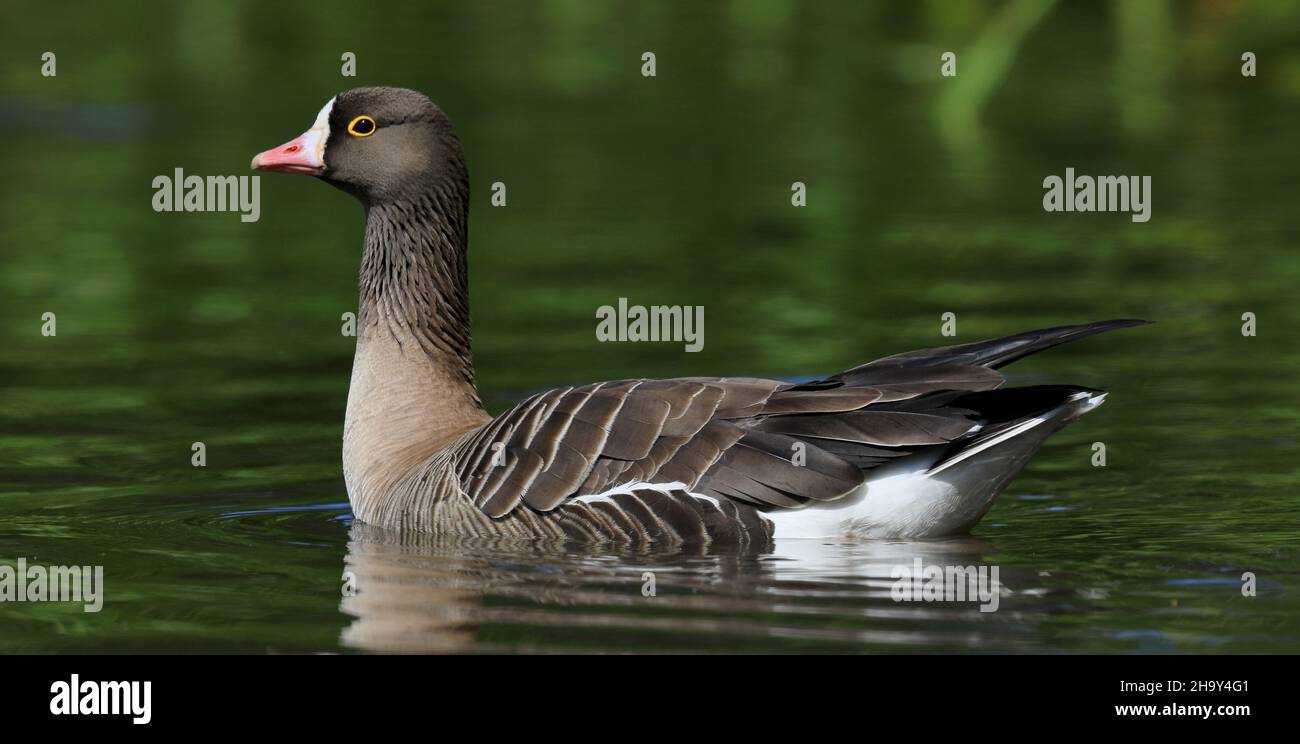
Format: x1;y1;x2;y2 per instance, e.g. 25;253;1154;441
339;523;1056;653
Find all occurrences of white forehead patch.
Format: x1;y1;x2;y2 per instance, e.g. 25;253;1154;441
313;96;336;131
308;96;336;163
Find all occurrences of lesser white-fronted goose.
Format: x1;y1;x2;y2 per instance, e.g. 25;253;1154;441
252;87;1147;547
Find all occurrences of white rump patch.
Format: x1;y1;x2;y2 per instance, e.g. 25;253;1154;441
766;390;1110;539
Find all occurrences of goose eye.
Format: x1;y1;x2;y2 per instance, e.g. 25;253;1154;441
347;115;376;137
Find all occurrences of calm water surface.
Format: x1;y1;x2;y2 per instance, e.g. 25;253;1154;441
2;2;1298;652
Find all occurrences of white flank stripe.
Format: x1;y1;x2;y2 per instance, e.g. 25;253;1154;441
928;417;1046;475
571;481;724;511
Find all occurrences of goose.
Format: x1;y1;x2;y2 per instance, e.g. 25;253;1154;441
252;86;1148;547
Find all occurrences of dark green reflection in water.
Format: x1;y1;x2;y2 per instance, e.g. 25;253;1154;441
1;1;1298;652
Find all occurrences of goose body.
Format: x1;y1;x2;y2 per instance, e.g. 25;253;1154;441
253;87;1146;547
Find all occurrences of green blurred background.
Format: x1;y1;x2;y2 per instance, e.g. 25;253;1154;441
1;0;1298;652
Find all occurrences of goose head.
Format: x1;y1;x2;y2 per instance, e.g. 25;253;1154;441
251;86;465;206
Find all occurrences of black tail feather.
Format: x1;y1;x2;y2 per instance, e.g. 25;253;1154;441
854;319;1151;371
949;384;1103;423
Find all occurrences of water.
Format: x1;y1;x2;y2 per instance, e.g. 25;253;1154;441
2;1;1299;653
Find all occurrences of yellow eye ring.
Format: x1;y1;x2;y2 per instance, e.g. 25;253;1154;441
347;115;377;137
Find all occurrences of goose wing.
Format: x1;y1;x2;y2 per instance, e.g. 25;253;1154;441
447;319;1147;543
452;366;1002;521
